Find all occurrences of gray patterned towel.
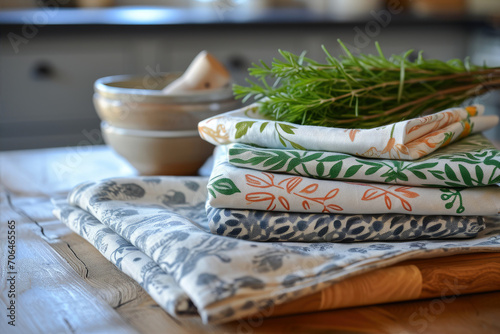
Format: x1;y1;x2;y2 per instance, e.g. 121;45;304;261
206;204;485;242
53;176;500;324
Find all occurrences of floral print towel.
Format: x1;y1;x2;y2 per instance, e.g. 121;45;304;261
198;103;498;160
53;176;500;324
227;134;500;187
208;147;500;216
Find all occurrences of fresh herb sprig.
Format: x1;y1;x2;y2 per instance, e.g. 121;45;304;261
233;40;500;129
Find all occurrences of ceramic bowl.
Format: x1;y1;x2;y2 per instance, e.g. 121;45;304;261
101;122;214;175
94;74;240;131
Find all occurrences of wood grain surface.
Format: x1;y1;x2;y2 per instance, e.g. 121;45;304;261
414;252;500;298
270;252;500;318
0;192;137;334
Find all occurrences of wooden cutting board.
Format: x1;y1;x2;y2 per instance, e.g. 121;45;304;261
270;252;500;317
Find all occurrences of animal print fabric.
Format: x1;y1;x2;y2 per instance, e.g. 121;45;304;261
206;204;485;242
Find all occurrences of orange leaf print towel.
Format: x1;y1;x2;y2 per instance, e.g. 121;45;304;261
199;103;498;160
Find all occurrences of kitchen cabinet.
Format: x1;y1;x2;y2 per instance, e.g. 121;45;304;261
0;30;133;150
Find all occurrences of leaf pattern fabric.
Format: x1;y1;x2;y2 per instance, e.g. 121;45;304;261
53;176;500;324
52;198;197;317
198;103;499;160
227;134;500;187
209;146;500;216
206;203;485;242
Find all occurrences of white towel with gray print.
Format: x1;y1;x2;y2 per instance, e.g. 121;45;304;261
53;176;500;324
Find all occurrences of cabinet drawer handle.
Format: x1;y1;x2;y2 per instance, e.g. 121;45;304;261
32;61;55;80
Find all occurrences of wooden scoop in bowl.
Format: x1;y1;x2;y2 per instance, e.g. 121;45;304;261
162;51;231;94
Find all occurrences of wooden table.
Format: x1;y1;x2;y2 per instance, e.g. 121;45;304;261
1;145;500;334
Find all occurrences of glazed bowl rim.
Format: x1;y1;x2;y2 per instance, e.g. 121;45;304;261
95;73;235;104
101;122;200;138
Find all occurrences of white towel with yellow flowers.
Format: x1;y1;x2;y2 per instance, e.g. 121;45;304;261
198;104;498;160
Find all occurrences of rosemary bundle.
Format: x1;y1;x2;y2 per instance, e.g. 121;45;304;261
233;40;500;129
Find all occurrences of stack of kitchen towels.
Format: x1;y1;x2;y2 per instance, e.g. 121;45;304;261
52;102;500;324
199;103;500;242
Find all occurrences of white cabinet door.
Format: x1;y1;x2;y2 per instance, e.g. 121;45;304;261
0;38;131;150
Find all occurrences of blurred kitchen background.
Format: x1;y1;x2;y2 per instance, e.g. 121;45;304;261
1;0;500;150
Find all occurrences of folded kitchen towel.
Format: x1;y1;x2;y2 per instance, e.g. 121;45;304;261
208;146;500;216
227;133;500;187
206;203;485;242
53;176;500;324
198;103;498;160
52;198;198;317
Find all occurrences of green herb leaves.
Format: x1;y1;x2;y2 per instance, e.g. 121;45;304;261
233;40;500;129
